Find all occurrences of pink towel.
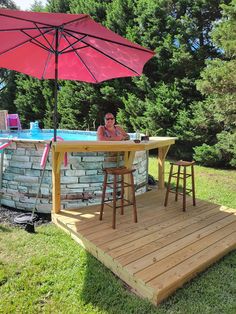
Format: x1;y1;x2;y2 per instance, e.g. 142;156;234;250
7;114;21;129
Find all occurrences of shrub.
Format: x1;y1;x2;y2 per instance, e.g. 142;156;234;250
193;143;223;167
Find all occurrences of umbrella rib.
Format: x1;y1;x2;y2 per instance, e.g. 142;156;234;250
0;11;89;29
41;27;65;79
62;34;98;82
63;15;152;54
0;13;60;27
58;14;89;28
0;26;52;32
34;23;55;52
21;29;53;53
41;35;56;80
0;28;53;56
60;46;88;54
63;30;140;75
59;35;88;54
64;28;153;54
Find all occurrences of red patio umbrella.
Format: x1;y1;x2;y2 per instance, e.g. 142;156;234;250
0;9;155;140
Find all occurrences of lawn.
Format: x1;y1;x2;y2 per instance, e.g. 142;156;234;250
0;159;236;314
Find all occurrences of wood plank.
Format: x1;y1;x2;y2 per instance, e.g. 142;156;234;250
52;189;236;306
52;214;156;301
125;214;236;274
149;232;236;304
53;138;177;153
99;202;219;252
116;209;232;265
137;221;236;282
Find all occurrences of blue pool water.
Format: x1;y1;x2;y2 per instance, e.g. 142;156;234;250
0;129;98;141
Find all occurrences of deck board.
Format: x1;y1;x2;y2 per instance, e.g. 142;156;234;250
52;189;236;305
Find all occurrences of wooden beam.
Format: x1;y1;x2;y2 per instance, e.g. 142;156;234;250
158;145;170;189
124;151;136;200
53;138;176;154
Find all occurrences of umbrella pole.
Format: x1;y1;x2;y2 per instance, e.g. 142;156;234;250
53;28;59;142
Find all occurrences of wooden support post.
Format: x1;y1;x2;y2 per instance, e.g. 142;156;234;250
124;151;135;200
56;152;63;174
52;145;61;214
157;145;170;189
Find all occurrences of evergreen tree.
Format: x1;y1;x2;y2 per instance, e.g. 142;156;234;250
46;0;70;13
14;75;50;128
193;0;236;167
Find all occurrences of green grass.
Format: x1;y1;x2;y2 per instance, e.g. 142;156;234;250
0;159;236;313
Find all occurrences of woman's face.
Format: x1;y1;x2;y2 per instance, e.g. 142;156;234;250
105;114;115;127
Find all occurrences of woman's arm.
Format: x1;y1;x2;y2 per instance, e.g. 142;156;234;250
116;125;130;140
97;126;107;140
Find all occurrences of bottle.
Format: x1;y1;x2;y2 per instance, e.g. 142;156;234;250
135;129;140;141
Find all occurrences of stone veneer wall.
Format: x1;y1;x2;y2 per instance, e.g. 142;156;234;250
0;141;148;213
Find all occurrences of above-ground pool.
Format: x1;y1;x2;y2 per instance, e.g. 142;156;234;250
0;129;98;141
0;129;148;213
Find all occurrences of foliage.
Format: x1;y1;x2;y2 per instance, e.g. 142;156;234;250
193;0;236;167
0;0;17;9
0;71;17;113
0;0;235;168
193;143;223;167
14;75;52;128
46;0;70;13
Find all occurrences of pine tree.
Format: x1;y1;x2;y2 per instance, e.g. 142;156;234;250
193;0;236;167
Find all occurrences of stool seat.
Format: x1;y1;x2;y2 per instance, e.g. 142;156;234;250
104;167;135;175
172;160;195;167
164;160;196;211
100;167;137;229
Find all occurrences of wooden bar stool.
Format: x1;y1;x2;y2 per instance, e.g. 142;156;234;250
100;167;137;229
164;160;196;211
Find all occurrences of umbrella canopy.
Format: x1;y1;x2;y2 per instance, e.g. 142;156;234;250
0;9;155;139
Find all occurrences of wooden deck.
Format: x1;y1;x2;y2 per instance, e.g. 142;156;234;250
52;189;236;305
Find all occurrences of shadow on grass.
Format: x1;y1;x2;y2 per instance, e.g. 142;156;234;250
80;252;156;314
0;225;12;232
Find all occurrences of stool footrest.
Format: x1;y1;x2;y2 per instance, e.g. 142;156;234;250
104;199;134;209
106;181;133;188
169;188;193;195
171;173;192;179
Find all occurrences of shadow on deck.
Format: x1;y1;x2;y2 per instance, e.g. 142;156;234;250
52;189;236;305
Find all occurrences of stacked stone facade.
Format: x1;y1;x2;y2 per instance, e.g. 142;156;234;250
0;141;148;213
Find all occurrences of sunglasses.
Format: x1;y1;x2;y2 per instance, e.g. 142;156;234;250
106;117;114;120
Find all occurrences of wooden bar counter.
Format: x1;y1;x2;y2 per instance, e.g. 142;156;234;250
52;136;177;214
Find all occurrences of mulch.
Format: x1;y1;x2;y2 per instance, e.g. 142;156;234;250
0;205;51;227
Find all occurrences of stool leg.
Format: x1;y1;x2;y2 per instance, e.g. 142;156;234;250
100;171;107;221
130;172;137;223
112;174;117;229
191;164;196;206
164;164;173;207
120;174;124;215
175;165;181;201
183;166;186;212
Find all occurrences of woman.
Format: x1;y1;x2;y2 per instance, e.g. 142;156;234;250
97;113;130;141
